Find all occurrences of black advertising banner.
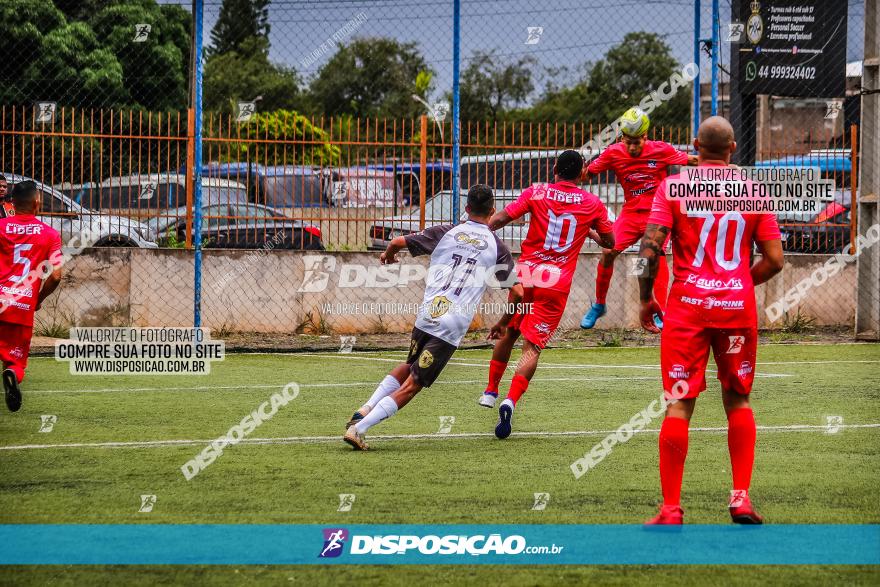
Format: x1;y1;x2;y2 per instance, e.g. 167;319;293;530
736;0;847;97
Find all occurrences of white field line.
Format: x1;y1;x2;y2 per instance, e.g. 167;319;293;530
27;376;657;395
2;423;877;451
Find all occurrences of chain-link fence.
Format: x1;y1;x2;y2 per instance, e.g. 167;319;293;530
0;0;874;339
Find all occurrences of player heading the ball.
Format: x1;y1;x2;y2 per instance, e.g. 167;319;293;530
579;107;698;331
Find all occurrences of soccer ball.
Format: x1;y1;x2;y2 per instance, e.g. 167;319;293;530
619;107;650;137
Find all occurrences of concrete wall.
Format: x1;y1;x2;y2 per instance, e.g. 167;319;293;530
42;249;856;334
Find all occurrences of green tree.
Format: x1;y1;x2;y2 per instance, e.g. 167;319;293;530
0;0;190;111
89;1;192;111
458;50;537;122
217;110;340;166
208;0;270;58
529;32;691;129
203;37;301;113
309;38;432;119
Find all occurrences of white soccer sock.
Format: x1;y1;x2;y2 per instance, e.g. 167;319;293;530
355;396;399;434
362;375;401;411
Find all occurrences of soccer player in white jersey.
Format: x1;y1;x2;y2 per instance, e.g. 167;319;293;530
343;184;517;450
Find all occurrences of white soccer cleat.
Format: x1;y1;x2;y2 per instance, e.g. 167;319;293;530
478;392;498;408
343;425;369;451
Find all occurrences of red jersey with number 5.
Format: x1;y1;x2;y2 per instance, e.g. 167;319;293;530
648;166;781;328
505;180;613;293
0;214;62;326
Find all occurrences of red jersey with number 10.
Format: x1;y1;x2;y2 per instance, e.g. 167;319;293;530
649;166;781;328
0;214;62;327
505;181;612;293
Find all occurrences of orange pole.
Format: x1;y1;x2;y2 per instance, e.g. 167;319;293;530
185;107;195;249
850;124;858;255
419;115;427;230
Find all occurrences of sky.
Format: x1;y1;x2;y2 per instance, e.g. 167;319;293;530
162;0;867;103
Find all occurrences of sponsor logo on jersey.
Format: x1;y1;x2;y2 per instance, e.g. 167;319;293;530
703;296;745;310
737;361;753;378
454;232;488;250
647;159;657;168
686;274;744;291
4;223;42;235
429;295;451;318
668;364;689;379
418;350;434;368
727;335;745;354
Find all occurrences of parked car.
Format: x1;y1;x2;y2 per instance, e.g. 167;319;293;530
147;202;324;250
323;167;403;208
59;174;250;213
780;192;854;254
195;163;404;209
195;163;329;209
367;188;619;252
4;173;158;248
366;162;454;205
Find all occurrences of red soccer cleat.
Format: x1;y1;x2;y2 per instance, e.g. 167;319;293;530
645;504;684;525
729;490;763;524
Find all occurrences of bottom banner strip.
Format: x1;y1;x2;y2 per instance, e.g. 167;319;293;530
1;524;878;565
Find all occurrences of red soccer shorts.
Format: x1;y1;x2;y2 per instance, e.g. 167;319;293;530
660;320;758;399
0;321;33;383
610;208;671;253
611;209;650;252
517;286;569;349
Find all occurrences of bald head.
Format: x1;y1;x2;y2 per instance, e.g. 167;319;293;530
695;116;736;163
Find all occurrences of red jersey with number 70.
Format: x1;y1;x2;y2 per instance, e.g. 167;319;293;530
505;180;613;293
648;166;781;328
0;214;63;327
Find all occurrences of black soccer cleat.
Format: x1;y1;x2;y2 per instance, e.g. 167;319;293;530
3;369;22;412
495;403;513;439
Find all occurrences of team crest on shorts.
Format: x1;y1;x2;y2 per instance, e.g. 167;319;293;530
419;350;434;368
430;295;451;318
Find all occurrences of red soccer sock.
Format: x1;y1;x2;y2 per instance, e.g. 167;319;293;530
595;262;614;305
505;374;530;406
653;256;670;309
486;360;507;394
658;416;689;506
727;407;757;491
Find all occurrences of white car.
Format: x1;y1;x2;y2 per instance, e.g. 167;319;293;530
6;173;158;248
59;173;250;212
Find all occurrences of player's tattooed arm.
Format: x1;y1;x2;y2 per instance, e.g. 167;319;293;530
637;223;670;302
488;209;513;231
589;229;615;250
636;223;669;333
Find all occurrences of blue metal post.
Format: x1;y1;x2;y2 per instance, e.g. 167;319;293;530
193;0;204;327
693;0;701;139
451;0;461;223
710;0;720;116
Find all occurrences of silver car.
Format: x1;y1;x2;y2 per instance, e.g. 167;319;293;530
5;173;158;248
